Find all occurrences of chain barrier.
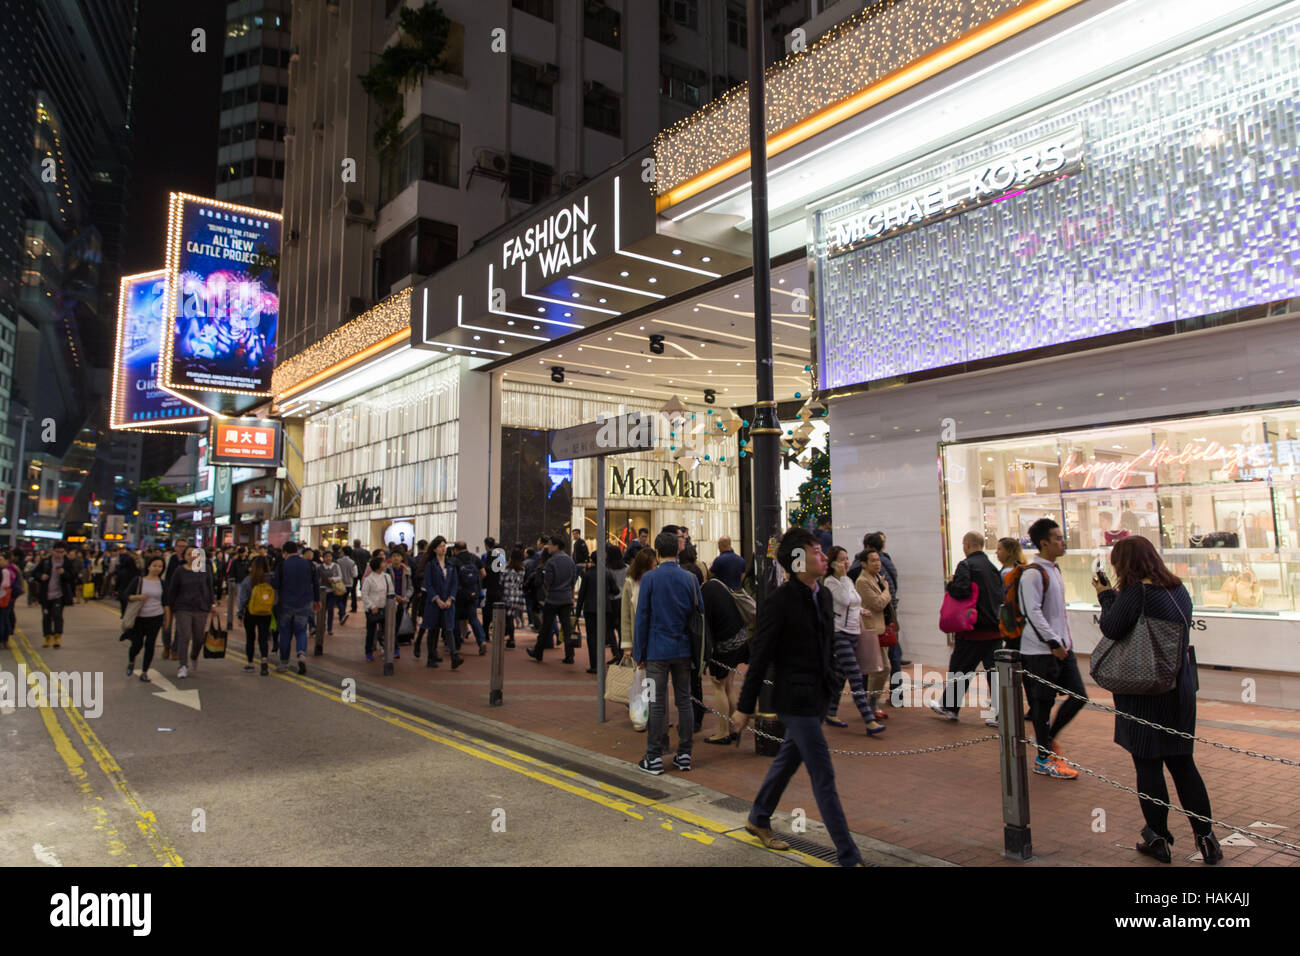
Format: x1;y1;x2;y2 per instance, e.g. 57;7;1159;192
1020;669;1300;768
1022;739;1300;857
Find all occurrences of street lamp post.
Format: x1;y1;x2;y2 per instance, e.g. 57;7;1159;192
746;0;782;604
8;415;28;550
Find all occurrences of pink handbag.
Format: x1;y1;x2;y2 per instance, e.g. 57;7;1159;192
939;582;979;633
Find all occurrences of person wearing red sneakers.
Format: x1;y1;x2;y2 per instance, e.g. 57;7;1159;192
1019;519;1088;778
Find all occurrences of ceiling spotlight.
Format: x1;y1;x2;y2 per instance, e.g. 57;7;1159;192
598;297;607;303
551;366;564;384
649;334;665;354
571;292;580;298
701;256;711;263
703;389;716;405
563;312;572;317
538;307;545;313
671;249;682;256
620;271;629;277
647;277;658;284
533;325;540;330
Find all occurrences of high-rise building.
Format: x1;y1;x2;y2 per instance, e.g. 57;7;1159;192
216;0;293;208
276;0;811;363
2;0;140;541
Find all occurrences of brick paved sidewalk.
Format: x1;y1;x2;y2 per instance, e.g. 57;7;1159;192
312;611;1300;866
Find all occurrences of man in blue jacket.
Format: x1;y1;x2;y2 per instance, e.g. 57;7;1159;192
273;540;319;674
633;531;703;775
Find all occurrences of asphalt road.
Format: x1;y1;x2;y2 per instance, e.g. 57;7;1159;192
0;600;801;868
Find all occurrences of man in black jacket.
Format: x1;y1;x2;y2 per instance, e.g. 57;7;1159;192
732;528;865;867
931;532;1005;724
35;543;78;647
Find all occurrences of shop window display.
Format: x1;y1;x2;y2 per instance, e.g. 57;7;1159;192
941;407;1300;618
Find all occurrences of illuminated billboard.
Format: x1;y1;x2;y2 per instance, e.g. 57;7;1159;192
159;193;282;413
110;270;206;431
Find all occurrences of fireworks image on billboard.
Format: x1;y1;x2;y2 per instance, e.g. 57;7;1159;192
110;270;206;431
159;193;283;410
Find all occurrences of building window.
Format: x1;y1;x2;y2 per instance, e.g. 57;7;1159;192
584;4;621;50
511;57;554;114
661;0;698;30
513;0;554;21
726;2;746;48
381;115;460;203
659;58;704;108
376;219;458;294
441;22;465;76
583;85;620;136
509;155;554;204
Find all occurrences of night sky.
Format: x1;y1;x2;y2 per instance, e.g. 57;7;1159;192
121;0;226;276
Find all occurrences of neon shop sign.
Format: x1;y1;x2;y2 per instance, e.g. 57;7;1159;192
1059;438;1300;490
499;196;598;278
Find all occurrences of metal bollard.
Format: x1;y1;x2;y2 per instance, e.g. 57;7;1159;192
382;594;396;677
490;602;505;706
314;585;327;655
994;648;1032;861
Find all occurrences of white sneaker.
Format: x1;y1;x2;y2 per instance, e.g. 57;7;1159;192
928;700;959;721
176;665;188;679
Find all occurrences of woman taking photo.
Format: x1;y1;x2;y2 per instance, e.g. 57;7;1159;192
237;555;275;675
822;547;886;735
854;549;892;715
420;536;460;669
1095;536;1221;865
125;556;166;681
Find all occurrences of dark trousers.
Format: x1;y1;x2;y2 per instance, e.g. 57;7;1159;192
1133;754;1213;838
645;657;694;759
1022;650;1088;753
943;637;999;714
41;601;65;636
535;601;572;659
365;609;385;656
348;581;358;612
583;612;619;670
129;614;163;672
245;613;271;661
325;593;346;631
749;714;863;867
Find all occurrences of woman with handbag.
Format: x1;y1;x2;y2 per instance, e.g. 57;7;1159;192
125;556;166;682
1095;536;1221;865
163;547;217;680
822;547;887;735
619;548;658;731
854;549;892;715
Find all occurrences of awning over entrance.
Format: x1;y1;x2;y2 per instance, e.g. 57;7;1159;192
408;149;751;362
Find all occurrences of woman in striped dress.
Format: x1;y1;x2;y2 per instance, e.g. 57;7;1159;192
1096;536;1222;865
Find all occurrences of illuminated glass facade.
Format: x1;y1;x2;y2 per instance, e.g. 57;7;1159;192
813;11;1300;391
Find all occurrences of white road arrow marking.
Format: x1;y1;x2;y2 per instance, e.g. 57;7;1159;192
33;843;62;866
147;671;201;711
1248;821;1288;829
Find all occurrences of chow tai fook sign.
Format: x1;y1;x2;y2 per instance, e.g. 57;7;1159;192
110;270;206;432
823;128;1084;258
208;419;282;467
159;193;283;415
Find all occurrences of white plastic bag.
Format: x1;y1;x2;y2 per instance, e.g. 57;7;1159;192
628;666;649;727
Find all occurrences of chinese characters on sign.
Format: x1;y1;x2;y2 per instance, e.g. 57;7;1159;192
208;419;282;466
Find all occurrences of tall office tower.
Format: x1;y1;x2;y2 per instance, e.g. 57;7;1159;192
3;0;139;539
276;0;813;363
216;0;293;209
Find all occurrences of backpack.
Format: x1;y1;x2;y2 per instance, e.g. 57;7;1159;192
456;557;479;601
729;588;757;644
248;581;276;616
999;563;1049;641
0;566;14;608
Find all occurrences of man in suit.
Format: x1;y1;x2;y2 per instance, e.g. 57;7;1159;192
732;527;865;867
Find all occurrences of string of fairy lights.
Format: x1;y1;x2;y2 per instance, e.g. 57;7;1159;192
651;0;1024;195
271;287;412;400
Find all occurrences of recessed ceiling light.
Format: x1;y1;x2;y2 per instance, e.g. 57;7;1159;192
498;339;505;344
598;298;607;303
507;320;515;325
733;293;740;299
625;364;630;369
701;256;711;263
671;248;682;256
648;277;657;284
533;325;540;330
537;307;545;313
620;271;629;277
639;326;645;331
571;292;580;298
693;307;699;312
605;370;611;375
778;278;785;284
564;312;572;317
473;335;480;340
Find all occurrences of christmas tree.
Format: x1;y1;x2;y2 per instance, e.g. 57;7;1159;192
790;440;830;529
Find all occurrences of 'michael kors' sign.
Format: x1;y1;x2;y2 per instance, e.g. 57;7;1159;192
335;478;382;509
610;466;715;500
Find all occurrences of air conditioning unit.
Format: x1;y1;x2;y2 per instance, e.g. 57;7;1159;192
345;198;374;223
560;171;583;190
474;148;508;174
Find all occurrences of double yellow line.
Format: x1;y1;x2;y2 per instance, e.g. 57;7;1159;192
11;628;184;866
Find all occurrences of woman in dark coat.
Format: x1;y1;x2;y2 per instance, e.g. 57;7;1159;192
420;536;459;669
1095;536;1221;865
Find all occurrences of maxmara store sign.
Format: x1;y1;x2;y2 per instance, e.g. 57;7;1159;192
825;128;1084;257
610;466;715;500
335;478;382;510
